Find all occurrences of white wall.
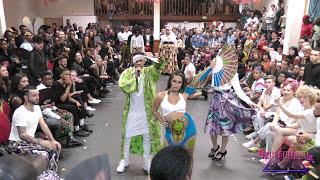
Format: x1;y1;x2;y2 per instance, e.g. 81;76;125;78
36;0;94;18
63;15;97;30
283;0;306;55
3;0;95;31
3;0;38;30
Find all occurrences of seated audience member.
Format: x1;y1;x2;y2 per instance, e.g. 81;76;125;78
37;71;82;147
243;79;302;161
149;146;192;180
244;66;265;103
276;71;291;88
246;75;280;141
95;56;110;87
0;65;11;101
0;38;21;76
72;52;106;98
7;85;61;173
51;69;92;137
269;86;318;169
53;55;68;80
9;73;29;112
70;70;100;111
291;64;301;80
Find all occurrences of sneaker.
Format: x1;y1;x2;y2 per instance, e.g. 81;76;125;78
143;158;151;175
259;158;270;165
81;124;93;133
88;98;101;104
86;106;96;111
246;132;257;140
74;129;90;137
242;140;256;149
117;159;129;173
248;146;259;153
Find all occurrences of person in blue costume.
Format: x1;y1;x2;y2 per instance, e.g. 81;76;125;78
152;71;196;156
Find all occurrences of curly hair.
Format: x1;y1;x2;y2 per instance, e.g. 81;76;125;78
295;85;318;105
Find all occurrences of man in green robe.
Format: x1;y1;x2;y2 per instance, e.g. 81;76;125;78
117;54;165;174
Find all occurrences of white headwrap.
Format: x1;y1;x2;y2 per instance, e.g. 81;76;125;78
132;54;158;64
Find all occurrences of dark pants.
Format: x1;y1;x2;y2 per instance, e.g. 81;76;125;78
82;76;102;95
56;102;83;126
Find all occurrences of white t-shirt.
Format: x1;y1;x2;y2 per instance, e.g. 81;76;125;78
316;117;320;146
279;98;303;125
184;63;196;79
298;108;317;135
260;87;281;113
9;105;43;141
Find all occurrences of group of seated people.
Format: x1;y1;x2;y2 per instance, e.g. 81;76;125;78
0;22;119;179
237;47;320;178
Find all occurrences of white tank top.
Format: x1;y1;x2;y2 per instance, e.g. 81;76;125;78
160;91;186;116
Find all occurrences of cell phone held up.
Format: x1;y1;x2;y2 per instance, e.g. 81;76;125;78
278;120;286;127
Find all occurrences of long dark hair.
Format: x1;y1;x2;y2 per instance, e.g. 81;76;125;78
11;73;28;94
166;70;187;93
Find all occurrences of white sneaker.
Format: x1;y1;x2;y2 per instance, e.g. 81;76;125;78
88;98;101;104
143;157;151;174
246;132;257;140
85;106;96;111
116;159;129;173
242;140;256;149
259;158;270;165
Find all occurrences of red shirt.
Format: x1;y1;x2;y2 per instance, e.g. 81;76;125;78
301;23;313;38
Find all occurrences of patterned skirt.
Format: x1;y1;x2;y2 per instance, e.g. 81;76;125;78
7;140;59;172
165;112;197;156
160;44;178;74
205;90;255;136
57;110;74;136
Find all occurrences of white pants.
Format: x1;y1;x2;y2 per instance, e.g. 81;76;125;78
253;111;275;131
123;133;151;164
257;122;277;152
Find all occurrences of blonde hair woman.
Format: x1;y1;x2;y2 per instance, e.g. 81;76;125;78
269;86;318;170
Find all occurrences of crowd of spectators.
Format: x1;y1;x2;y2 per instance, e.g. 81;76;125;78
0;0;320;179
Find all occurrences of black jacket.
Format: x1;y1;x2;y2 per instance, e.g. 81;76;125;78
29;49;47;79
143;34;154;52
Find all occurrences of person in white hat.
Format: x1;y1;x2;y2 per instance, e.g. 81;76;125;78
116;53;164;174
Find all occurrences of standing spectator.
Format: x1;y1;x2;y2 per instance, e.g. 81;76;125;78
143;28;154;53
301;15;313;40
76;26;85;41
29;35;47;84
160;25;178;74
130;26;145;55
191;29;205;49
266;4;276;32
67;30;82;68
303;48;320;88
20;32;33;52
274;2;285;32
312;17;320;48
16;25;28;47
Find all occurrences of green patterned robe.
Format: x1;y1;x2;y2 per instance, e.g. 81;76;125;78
118;58;165;158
